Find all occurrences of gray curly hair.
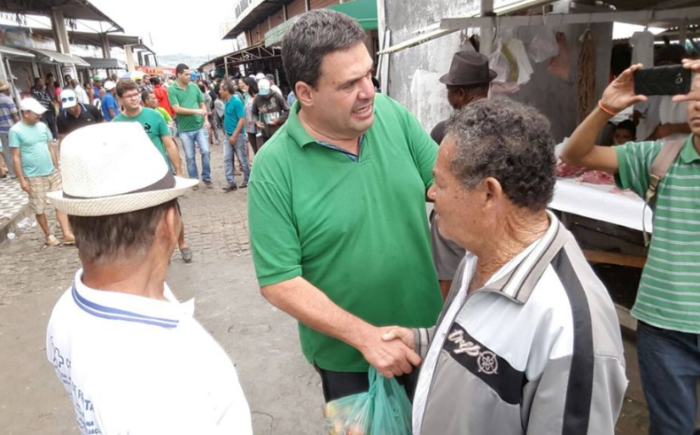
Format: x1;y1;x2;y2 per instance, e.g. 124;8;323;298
446;98;556;212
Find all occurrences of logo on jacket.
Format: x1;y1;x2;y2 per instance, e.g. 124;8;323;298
477;351;499;375
447;329;499;375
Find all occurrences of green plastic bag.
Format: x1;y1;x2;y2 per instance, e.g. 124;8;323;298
324;368;412;435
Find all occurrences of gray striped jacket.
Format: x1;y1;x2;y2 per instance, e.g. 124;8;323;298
413;217;627;435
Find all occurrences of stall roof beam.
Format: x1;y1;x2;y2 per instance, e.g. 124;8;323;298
381;6;700;55
442;6;700;31
0;0;123;32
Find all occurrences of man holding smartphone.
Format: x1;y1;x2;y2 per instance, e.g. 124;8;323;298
561;60;700;435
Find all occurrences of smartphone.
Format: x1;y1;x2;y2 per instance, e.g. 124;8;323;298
634;65;692;96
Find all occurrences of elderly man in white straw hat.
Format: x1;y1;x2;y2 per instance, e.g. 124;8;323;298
10;97;74;246
45;123;253;434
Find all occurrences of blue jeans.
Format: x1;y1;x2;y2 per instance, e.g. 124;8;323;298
224;133;250;186
179;128;211;182
638;321;700;435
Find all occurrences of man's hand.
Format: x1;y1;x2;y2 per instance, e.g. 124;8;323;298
199;109;208;117
228;134;238;145
673;59;700;103
357;326;421;378
19;178;31;194
600;63;648;113
381;326;416;350
256;121;265;130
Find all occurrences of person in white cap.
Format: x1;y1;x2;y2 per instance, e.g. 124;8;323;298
100;80;118;122
46;123;253;434
10;98;74;246
252;78;289;144
56;89;103;141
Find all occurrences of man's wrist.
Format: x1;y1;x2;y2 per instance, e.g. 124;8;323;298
597;100;619;117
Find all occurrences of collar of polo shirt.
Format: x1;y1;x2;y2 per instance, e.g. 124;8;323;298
70;270;194;328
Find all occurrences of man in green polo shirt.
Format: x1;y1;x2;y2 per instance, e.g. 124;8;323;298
113;79;194;264
248;10;442;405
562;60;700;435
168;63;212;188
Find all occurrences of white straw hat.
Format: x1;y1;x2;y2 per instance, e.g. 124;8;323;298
48;123;198;216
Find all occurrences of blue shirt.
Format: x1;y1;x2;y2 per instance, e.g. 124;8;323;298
224;96;245;136
101;93;118;121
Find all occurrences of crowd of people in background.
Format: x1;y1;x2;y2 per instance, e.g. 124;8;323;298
1;63;295;247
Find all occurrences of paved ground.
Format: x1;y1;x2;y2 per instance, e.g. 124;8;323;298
0;138;655;434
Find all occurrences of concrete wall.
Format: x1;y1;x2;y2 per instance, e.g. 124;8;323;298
383;0;613;141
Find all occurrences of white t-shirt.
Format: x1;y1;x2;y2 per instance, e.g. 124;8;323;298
74;85;90;105
46;270;253;435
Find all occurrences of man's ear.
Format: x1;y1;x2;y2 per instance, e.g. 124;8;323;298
295;82;314;108
483;177;504;205
159;205;180;246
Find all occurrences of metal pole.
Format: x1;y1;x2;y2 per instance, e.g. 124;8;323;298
479;0;494;55
225;56;230;79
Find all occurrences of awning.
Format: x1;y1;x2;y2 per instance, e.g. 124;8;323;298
0;45;34;59
26;48;90;67
265;0;378;47
81;56;125;70
328;0;378;30
265;16;299;47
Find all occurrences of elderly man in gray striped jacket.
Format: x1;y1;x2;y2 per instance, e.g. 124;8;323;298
383;98;627;434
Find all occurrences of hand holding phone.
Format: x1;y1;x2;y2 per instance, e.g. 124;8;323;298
634;65;692;96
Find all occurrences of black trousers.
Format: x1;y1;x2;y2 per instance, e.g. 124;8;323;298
315;366;421;403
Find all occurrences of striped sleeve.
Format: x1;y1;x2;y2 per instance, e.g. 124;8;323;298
413;327;436;359
613;141;663;198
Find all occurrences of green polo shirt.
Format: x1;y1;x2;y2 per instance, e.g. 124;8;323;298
167;82;204;132
248;94;443;372
113;108;171;165
615;135;700;333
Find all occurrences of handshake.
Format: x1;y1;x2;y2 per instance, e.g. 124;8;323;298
357;326;419;379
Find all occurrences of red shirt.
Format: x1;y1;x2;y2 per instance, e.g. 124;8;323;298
154;85;173;116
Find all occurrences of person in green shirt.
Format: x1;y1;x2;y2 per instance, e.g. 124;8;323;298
142;89;175;137
168;64;212;188
113;80;193;264
561;60;700;435
10;97;74;246
248;10;442;404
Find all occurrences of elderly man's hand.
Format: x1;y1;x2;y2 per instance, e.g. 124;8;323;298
600;63;648;113
358;326;421;378
380;326;416;350
672;59;700;103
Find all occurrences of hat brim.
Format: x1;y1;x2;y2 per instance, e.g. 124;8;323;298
0;85;9;91
439;69;498;87
23;106;47;115
47;176;199;216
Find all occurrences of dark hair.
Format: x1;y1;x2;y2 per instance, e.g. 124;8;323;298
198;83;206;93
243;77;258;95
656;44;687;66
141;90;152;103
151;76;161;86
69;200;177;264
615;120;636;137
265;73;275;83
282;9;366;90
34;77;42;85
446;98;556;212
116;79;139;98
176;63;189;75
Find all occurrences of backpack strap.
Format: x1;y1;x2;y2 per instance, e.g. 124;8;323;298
645;138;686;207
642;138;685;246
